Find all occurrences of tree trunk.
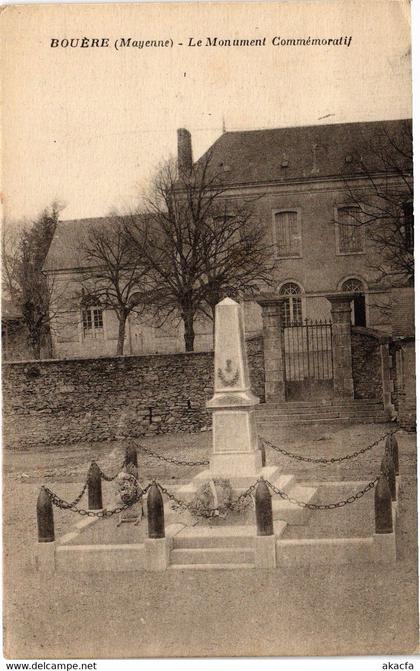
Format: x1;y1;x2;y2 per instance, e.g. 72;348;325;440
182;309;195;352
31;340;41;360
116;315;127;356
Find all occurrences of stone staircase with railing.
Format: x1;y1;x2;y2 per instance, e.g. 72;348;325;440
256;399;388;428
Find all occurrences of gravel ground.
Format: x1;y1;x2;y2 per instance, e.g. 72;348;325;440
3;422;419;658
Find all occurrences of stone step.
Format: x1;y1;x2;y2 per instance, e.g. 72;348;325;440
271;473;296;493
257;415;387;426
260;400;382;409
175;466;282;502
257;405;383;416
192;465;280;488
257;410;386;421
272;484;318;525
170;547;254;565
174;530;254;549
169;563;255;571
172;521;288;549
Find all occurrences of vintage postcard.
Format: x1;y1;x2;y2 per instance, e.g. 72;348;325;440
1;0;417;663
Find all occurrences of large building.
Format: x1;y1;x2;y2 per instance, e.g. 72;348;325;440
44;118;413;364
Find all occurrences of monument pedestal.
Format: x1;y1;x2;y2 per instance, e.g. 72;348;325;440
207;400;262;478
210;407;262;479
206;298;263;481
210;450;262;479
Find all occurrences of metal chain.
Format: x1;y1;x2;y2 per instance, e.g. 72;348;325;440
260;428;398;465
44;464;381;518
157;480;259;517
133;441;209;467
265;477;379;510
96;462;125;482
44;483;151;518
67;480;89;508
228;482;258;512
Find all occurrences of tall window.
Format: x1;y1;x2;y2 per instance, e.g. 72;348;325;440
280;282;303;327
402;201;414;252
274;210;302;257
336;206;364;254
82;306;104;339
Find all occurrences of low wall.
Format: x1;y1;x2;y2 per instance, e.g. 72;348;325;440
3;337;265;449
351;329;382;400
395;339;416;432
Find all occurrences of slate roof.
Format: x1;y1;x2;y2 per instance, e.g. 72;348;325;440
44;119;411;271
195;119;412;185
44;217;105;271
43;215;147;272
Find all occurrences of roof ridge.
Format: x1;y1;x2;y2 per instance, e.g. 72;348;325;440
221;117;411;136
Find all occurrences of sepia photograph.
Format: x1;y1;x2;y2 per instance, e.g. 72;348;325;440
1;0;417;662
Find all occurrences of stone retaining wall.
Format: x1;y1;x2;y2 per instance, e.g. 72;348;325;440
351;329;382;400
3;338;265;449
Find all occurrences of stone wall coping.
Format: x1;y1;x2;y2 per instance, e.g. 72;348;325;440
3;334;263;368
351;326;391;344
3;350;212;367
392;335;415;344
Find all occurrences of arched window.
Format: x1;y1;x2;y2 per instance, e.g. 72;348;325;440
341;278;366;327
280;282;303;327
341;278;363;293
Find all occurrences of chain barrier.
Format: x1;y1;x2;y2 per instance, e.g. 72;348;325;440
43;469;380;519
260;428;398;466
59;480;89;509
132;441;209;467
44;483;152;518
265;477;379;510
156;480;258;517
96;460;126;482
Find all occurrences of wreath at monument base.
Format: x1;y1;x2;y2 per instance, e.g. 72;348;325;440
114;463;141;505
189;478;233;519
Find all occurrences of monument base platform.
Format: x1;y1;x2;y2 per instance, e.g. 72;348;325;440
210;450;262;478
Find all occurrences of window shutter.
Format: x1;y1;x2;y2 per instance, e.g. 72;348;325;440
275;211;301;257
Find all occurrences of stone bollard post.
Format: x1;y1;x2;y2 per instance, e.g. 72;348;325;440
35;487;56;574
260;441;266;468
37;487;55;543
381;452;396;502
385;434;399;476
254;479;276;568
255;479;274;536
147;483;165;538
125;445;138;469
373;471;397;561
374;473;393;534
88;462;103;510
145;483;171;571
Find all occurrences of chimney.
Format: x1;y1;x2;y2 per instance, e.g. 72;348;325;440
177;128;193;175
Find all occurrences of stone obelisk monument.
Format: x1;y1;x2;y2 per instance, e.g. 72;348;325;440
207;297;262;478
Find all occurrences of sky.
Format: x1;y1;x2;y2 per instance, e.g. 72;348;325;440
2;0;412;223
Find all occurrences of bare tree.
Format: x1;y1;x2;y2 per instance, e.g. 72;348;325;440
78;216;153;355
126;155;274;351
198;200;274;324
2;226;22;303
2;203;62;358
336;120;413;287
